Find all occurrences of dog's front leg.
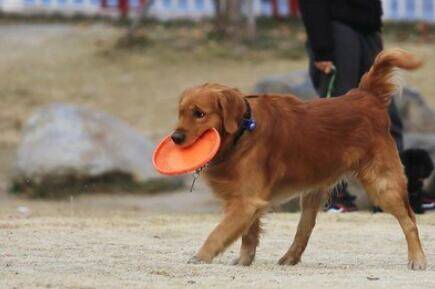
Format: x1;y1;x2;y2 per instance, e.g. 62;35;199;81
188;197;267;264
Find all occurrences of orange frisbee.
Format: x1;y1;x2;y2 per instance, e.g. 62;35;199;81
152;128;221;175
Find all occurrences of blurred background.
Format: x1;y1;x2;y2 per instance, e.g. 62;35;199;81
0;0;434;217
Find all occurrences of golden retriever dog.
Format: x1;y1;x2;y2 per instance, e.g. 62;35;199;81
171;49;427;270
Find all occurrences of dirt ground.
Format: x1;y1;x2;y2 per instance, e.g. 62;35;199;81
0;210;434;289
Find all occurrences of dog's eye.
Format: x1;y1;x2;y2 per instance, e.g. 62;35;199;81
193;108;205;119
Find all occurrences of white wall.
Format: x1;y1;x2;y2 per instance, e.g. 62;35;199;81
0;0;434;22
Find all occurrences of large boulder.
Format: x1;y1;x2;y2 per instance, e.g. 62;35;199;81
254;71;435;132
404;133;435;160
397;87;435;132
11;103;183;197
428;174;435;196
254;70;317;101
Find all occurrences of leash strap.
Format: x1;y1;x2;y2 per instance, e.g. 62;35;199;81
322;65;350;204
325;65;337;98
190;167;203;192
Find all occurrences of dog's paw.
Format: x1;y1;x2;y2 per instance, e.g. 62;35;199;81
231;255;254;266
408;257;427;271
278;254;300;266
187;256;210;265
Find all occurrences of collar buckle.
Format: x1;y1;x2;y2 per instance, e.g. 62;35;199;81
242;118;256;131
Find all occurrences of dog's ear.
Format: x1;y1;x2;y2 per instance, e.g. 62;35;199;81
218;88;244;134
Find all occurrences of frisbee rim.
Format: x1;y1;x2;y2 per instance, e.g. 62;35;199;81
152;128;221;175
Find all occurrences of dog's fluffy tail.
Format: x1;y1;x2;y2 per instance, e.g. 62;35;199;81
358;48;421;108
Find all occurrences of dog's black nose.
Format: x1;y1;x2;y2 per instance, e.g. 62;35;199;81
171;131;186;145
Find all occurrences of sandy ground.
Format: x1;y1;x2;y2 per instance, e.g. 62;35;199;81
0;211;434;289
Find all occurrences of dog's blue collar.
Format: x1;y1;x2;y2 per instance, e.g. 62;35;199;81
233;97;256;145
242;118;256;131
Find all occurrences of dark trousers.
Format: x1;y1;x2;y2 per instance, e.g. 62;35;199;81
308;21;404;151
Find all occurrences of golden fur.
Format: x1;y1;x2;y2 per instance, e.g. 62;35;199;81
173;49;426;270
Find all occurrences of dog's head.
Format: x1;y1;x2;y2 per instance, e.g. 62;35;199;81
171;83;245;147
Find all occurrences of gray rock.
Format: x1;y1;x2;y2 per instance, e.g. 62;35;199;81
254;70;317;101
254;71;435;132
428;174;435;196
12;103;183;196
396;87;435;132
404;133;435;160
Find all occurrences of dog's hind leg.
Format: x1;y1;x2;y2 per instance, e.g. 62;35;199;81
231;218;262;266
359;161;427;270
188;197;267;264
278;190;324;265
